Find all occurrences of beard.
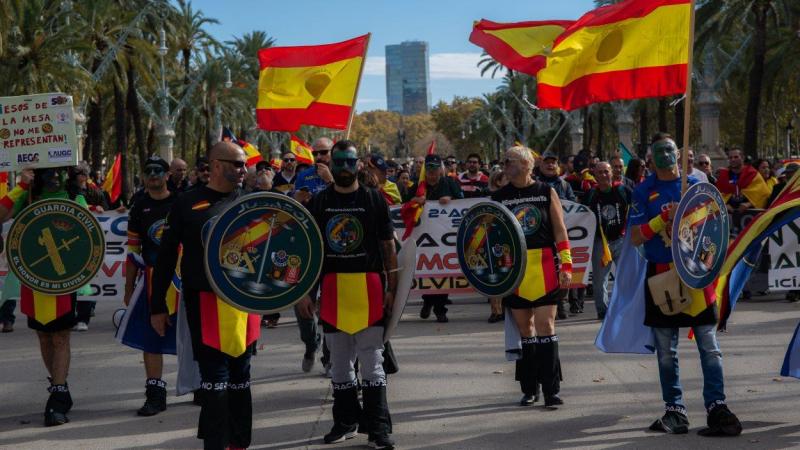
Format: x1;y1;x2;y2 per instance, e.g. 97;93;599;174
333;171;356;187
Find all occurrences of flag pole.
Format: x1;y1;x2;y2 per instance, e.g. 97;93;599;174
345;33;371;140
680;0;697;195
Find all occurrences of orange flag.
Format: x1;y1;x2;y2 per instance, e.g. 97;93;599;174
102;153;122;203
257;34;369;132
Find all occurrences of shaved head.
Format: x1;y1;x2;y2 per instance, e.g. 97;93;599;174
208;141;247;191
312;137;334;151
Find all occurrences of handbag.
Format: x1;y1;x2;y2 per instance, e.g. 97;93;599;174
647;268;692;316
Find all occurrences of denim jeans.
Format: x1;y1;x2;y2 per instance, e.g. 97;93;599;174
652;324;726;412
591;236;624;317
0;300;16;324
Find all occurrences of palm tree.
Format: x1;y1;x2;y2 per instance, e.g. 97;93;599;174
171;0;220;80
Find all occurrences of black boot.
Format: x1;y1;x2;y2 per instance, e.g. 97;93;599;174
44;383;71;427
516;337;540;405
228;380;253;448
324;380;361;444
556;298;568;320
698;402;742;437
197;384;229;449
137;378;167;416
362;379;394;450
537;335;564;409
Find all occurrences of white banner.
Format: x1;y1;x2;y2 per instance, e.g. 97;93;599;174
0;93;79;170
391;198;597;299
768;218;800;291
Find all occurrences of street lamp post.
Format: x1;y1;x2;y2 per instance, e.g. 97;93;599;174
155;28;175;161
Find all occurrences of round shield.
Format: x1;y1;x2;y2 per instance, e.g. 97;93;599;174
7;199;105;295
456;201;527;298
204;192;324;314
671;182;730;289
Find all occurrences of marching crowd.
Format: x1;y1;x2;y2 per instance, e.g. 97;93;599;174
2;132;796;449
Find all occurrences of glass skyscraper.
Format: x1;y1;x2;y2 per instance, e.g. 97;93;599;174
385;41;431;115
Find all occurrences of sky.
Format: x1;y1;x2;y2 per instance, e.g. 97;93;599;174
192;0;596;111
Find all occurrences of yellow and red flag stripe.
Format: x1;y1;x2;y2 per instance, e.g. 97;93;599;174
20;286;73;325
290;135;315;165
399;140;437;240
516;248;559;301
469;19;574;75
320;272;383;335
716;166;771;209
102;153;123;203
222;213;288;250
144;267;179;316
240;140;263;168
537;0;691;110
191;200;210;211
199;291;260;357
257;34;369;132
0;172;8;198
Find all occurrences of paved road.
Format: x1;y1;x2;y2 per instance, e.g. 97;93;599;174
1;295;799;449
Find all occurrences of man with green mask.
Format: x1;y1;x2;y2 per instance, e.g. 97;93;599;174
0;166;92;427
308;140;398;449
629;133;742;437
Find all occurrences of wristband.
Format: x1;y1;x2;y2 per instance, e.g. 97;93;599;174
0;182;29;210
556;241;572;273
641;209;669;240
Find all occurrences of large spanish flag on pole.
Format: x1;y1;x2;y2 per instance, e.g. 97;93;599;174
536;0;691;111
257;34;370;132
469;19;574;76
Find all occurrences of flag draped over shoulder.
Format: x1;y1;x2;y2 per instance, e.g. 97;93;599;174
290;135;315;165
102;153;122;203
715;171;800;330
469;19;574;75
257;34;369;132
536;0;691;110
399;140;436;240
716;165;771;209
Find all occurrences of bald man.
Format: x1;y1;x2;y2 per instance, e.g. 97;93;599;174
168;158;189;192
151;142;261;450
293;136;335;204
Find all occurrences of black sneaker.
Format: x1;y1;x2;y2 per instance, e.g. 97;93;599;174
368;433;395;449
544;395;564;409
137;397;166;416
698;404;742;437
649;410;689;434
519;394;534;406
435;313;449;323
44;410;69;427
420;303;432;319
323;423;358;444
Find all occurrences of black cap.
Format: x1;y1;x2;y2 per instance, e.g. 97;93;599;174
196;156;209;167
370;154;388;172
424;154;442;167
145;155;169;171
541;150;558;161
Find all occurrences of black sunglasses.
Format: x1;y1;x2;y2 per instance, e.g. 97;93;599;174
312;149;330;156
332;157;359;167
197;165;210;172
144;166;165;176
215;158;246;168
282;157;296;163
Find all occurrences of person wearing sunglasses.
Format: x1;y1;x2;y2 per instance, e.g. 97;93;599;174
273;150;298;193
151;142;260;450
305;140;397;449
191;156;211;188
695;154;716;184
685;148;708;184
293;137;335;204
118;155;184;417
491;145;572;409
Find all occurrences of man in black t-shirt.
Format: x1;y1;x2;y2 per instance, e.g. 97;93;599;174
272;150;298;194
405;154;463;323
121;156;180;417
583;162;631;319
306;140;398;449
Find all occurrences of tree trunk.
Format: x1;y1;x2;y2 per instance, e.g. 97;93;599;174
744;3;767;160
658;98;668;132
583;107;591;151
638;100;649;158
87;98;103;172
126;66;147;172
113;78;128;202
674;96;685;148
596;105;604;158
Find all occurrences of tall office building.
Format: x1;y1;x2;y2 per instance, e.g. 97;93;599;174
385;41;431;115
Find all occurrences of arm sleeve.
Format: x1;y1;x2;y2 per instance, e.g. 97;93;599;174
150;199;183;315
628;187;648;226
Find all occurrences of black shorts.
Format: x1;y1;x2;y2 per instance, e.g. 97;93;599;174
503;289;562;309
27;294;78;332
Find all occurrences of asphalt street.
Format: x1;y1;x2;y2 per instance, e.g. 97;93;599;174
1;294;799;449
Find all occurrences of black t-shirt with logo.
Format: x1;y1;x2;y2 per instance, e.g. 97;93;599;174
491;182;554;250
309;185;394;274
128;192;176;266
583;184;632;242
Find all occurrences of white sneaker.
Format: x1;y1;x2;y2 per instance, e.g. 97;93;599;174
73;322;88;332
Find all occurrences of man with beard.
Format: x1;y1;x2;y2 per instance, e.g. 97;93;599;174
405;154;463;322
273;150;298;193
120;156;180;416
192;156;210;188
715;147;770;213
294;137;335;202
630;133;742;437
457;153;489;198
308;140;397;449
151;142;261;450
583;162;631;320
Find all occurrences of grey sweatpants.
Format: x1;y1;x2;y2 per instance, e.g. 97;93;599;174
325;327;385;384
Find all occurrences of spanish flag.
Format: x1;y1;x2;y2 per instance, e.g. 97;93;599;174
320;272;383;335
290;135;315;165
199;292;261;357
469;19;574;75
399;140;436;240
537;0;691;110
516;248;559;301
269;157;282;171
20;286;73;325
257;34;369;132
222;127;263;167
102;153;122;203
0;172;8;198
716;165;771;209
